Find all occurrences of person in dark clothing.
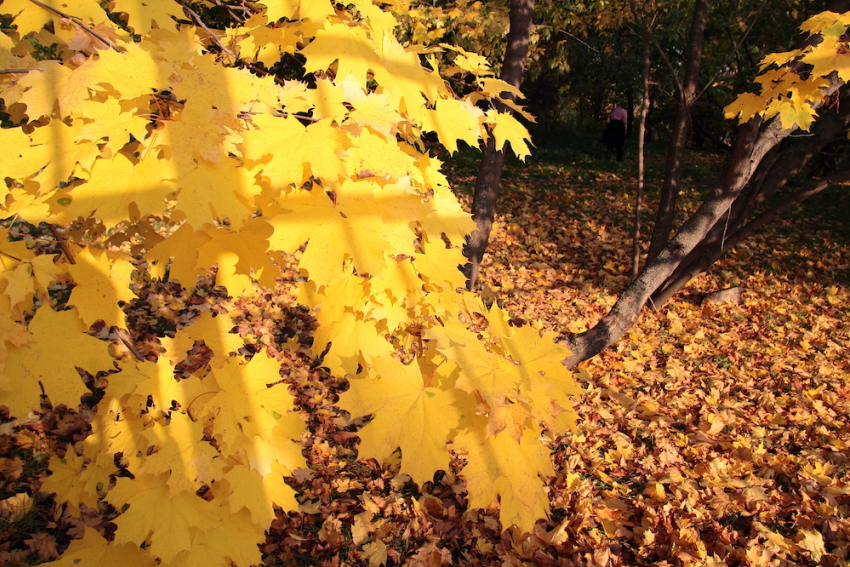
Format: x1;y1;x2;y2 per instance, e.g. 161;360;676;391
600;104;628;161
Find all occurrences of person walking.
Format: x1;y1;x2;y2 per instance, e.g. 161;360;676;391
601;103;628;162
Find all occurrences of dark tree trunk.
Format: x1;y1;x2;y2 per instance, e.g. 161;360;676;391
631;13;652;280
564;116;782;367
650;85;850;304
564;72;846;368
645;0;710;264
465;0;535;290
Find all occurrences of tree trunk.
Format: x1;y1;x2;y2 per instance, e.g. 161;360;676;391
564;116;792;367
631;14;652;280
650;85;850;304
465;0;535;290
645;0;710;264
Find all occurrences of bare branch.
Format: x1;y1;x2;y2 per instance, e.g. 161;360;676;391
28;0;121;52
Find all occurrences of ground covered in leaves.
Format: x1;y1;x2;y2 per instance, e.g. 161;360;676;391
2;147;849;567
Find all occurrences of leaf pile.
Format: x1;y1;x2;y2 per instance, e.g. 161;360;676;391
3;153;849;566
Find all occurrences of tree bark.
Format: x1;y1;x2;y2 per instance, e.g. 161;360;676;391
465;0;535;290
631;13;652;280
650;86;850;304
564;116;793;368
645;0;710;264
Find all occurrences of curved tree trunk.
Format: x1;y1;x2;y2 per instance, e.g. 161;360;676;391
645;0;710;264
465;0;536;290
650;85;850;304
564;116;793;367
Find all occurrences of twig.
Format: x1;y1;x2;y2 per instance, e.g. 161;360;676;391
46;223;76;265
178;2;241;61
206;0;246;23
28;0;121;52
114;328;146;362
1;68;40;74
178;0;286;85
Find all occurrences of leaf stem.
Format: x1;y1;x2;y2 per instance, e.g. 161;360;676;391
47;223;75;265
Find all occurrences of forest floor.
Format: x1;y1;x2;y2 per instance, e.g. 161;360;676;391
1;145;849;567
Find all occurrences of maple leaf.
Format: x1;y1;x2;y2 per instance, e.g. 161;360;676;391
35;527;157;567
264;184;392;285
301;22;380;86
159;310;244;367
108;0;184;35
421;98;483;154
486;109;532;160
172;158;261;229
146;223;210;284
204;350;302;448
2;307;114;418
196;221;280;297
724;92;766;124
339;356;463;485
169;509;263;567
373;34;446;122
223;462;299;527
312;312;394;375
66;246;138;329
64;153;176;226
82;43;172;99
137;412;224;494
454;421;554;534
242;114;350;186
41;450;117;516
107;474;225;563
1;0;110;36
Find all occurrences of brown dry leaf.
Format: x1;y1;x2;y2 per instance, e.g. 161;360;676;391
24;533;59;560
361;540;388;567
0;493;33;518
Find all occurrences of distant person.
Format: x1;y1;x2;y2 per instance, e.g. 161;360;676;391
600;103;628;162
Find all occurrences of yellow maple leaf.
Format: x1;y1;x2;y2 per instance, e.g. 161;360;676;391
137;413;224;494
35;527;157;567
346;129;417;179
339;355;463;485
107;474;226;563
421;98;483;154
3;307;115;418
66;153;176;227
242;114;350;186
66;246;138;329
223;462;299;527
265;185;391;285
146;223;210;284
1;0;110;36
172;158;260;229
82;43;172;99
411;242;467;292
41;450;116;516
486;109;531;160
196;221;279;297
301;22;380;86
724;92;766;124
159;310;244;367
802;40;850;81
205;350;301;448
454;421;553;534
168;509;263;567
373;34;446;121
311;312;394;375
345;91;404;137
107;0;185;35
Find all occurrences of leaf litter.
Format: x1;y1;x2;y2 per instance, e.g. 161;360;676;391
1;159;849;566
